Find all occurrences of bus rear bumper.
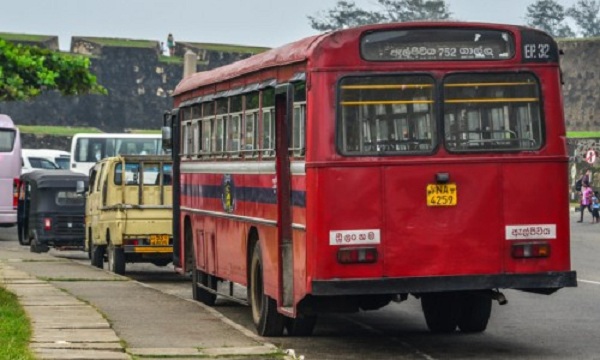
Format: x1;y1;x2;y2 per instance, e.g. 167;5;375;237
311;271;577;296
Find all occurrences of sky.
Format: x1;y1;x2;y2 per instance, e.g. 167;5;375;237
1;0;580;51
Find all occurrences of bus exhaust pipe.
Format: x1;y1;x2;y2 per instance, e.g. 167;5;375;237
491;290;508;305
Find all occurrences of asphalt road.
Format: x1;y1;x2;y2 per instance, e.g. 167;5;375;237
2;210;599;360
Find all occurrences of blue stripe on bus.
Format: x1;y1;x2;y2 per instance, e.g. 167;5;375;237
182;184;306;208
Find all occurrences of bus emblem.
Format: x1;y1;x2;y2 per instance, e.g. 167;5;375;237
222;174;235;213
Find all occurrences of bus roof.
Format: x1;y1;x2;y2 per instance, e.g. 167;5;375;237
173;21;538;98
0;114;16;129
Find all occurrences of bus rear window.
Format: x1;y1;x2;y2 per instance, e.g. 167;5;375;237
444;73;542;152
338;75;436;155
0;129;16;152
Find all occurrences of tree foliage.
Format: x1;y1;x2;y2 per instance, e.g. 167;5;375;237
378;0;452;22
308;0;452;31
308;1;385;31
567;0;600;37
0;39;106;101
525;0;576;38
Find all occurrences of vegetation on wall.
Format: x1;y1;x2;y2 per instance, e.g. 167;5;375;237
0;39;106;101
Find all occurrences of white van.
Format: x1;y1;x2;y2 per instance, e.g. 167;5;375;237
70;133;162;175
0;115;22;227
21;149;70;174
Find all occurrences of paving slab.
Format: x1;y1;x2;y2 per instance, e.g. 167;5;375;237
0;241;287;359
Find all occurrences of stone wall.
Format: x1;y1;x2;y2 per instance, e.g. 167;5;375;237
558;39;600;131
0;36;269;139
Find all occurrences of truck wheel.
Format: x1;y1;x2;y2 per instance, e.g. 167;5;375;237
457;293;492;333
421;292;460;333
91;244;105;269
107;242;126;275
249;241;284;337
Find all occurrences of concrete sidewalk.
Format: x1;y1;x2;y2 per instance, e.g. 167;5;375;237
0;248;284;360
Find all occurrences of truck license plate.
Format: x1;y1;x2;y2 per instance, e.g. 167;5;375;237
150;234;169;246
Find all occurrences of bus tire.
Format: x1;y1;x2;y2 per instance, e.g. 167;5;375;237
285;315;318;336
421;292;460;333
191;248;217;306
457;293;492;333
250;241;284;337
91;244;105;269
107;241;126;275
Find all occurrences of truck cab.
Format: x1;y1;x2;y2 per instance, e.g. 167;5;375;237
85;155;173;274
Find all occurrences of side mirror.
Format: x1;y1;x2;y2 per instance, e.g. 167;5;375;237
162;126;172;151
76;180;86;194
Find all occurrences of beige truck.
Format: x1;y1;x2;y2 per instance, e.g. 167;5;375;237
85;155;173;274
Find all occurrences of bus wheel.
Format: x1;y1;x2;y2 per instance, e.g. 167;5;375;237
285;315;318;336
250;241;284;337
91;244;105;269
107;241;126;275
191;248;217;306
421;292;460;333
457;293;492;333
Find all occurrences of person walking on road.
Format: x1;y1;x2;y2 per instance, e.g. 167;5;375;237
578;183;593;223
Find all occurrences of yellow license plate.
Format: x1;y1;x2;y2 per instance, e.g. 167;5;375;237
426;183;457;206
150;234;170;246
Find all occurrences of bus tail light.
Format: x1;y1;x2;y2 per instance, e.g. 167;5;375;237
44;218;52;231
12;178;20;209
512;243;550;258
337;247;378;264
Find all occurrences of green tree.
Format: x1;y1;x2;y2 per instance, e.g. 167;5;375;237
308;0;452;31
525;0;576;38
308;1;385;31
377;0;452;22
567;0;600;37
0;39;106;101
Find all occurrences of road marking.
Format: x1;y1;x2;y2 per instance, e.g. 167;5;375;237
579;279;600;285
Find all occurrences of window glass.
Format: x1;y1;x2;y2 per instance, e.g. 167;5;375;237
292;104;306;156
227;114;241;152
56;190;85;206
213;117;225;153
54;157;70;169
262;108;275;156
115;162;172;185
244;112;258;152
0;129;16;152
443;73;542;151
29;157;59;169
201;119;212;154
231;95;243;113
338;75;436;155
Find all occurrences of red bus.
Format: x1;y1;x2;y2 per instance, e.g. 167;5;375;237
163;21;577;336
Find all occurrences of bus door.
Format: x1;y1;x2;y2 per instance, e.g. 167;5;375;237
275;84;294;308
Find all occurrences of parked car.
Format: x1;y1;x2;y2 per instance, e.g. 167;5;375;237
85;155;173;274
0;114;22;228
17;170;88;253
21;149;62;174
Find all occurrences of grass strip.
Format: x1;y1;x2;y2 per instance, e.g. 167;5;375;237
18;125;103;136
0;287;35;360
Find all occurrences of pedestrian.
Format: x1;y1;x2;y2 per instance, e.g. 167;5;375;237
167;33;175;57
577;183;593;223
592;191;600;224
